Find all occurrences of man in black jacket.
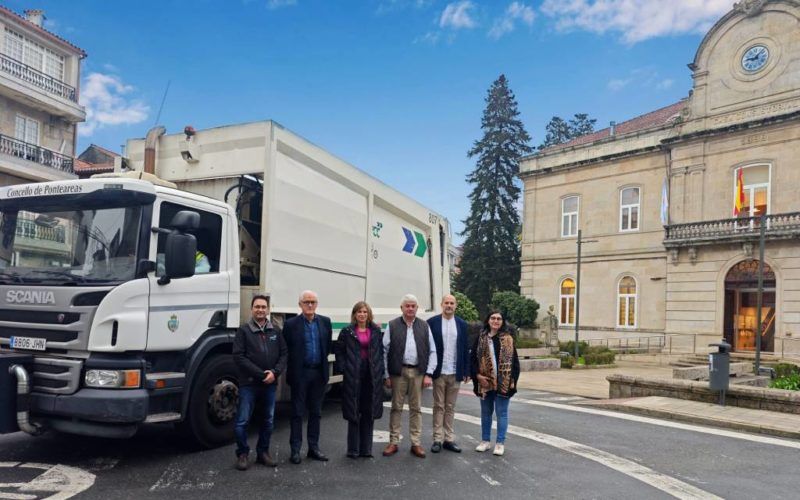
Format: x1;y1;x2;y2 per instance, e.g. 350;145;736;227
233;295;287;471
282;290;332;465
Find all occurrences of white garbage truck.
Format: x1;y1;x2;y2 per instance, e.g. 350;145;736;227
0;121;450;447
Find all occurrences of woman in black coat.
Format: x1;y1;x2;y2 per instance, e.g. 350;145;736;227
334;301;385;458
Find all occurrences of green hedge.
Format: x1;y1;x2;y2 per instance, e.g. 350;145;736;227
516;338;542;348
560;355;575;369
773;363;800;379
584;351;615;365
770;374;800;391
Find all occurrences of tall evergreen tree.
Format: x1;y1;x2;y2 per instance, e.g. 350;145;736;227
454;75;532;315
568;113;597;137
539;116;571;149
539;113;597;149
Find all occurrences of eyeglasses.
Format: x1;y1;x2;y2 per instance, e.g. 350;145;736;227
301;301;318;305
489;316;503;321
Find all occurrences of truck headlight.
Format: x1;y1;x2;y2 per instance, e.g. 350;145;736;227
84;369;141;389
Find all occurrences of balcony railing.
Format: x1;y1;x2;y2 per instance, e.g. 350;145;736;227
0;134;74;174
16;216;66;244
0;52;77;102
664;212;800;248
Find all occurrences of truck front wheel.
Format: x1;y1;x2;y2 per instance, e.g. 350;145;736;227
184;355;239;449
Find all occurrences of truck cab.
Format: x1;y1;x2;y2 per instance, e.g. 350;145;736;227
0;177;242;447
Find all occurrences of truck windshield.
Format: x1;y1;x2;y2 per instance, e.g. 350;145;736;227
0;205;143;285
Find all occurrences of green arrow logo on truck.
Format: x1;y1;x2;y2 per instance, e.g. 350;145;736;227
402;227;427;258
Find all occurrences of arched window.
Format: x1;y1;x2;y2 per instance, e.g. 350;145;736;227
560;278;576;326
617;276;637;328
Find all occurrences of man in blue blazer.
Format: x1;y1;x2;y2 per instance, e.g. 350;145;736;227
282;290;332;465
427;294;470;453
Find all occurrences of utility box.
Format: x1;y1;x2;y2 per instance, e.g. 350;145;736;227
0;352;33;433
708;341;731;404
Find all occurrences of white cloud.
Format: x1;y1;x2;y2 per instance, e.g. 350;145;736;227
607;78;631;91
440;1;477;29
607;68;677;92
267;0;296;9
377;0;433;14
413;31;441;44
79;73;149;137
489;2;535;39
540;0;731;44
657;78;674;90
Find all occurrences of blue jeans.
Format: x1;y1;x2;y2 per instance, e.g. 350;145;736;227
235;383;277;456
480;391;510;444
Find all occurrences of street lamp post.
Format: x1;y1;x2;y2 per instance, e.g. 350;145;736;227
755;214;766;375
574;230;598;360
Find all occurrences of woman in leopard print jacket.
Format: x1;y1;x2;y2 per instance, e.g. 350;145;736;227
470;309;520;457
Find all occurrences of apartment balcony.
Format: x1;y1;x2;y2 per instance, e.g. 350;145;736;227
0;133;75;180
0;53;85;122
664;212;800;250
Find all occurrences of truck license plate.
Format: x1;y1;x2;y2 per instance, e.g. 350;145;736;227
9;336;46;351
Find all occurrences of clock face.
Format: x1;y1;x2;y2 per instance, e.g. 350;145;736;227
741;45;769;72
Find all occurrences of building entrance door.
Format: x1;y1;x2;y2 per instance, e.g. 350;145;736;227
723;260;775;352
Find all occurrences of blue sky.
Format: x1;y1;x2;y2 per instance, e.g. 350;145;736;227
6;0;733;242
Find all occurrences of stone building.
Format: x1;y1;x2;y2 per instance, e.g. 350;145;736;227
0;7;85;185
519;0;800;354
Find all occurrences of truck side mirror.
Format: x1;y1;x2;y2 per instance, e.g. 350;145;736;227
159;232;196;285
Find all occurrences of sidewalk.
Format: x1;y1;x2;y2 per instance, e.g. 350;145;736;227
517;359;800;440
516;360;673;399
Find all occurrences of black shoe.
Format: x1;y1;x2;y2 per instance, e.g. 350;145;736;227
442;441;462;453
431;441;442;453
236;453;249;471
256;451;277;467
307;449;329;461
359;453;374;458
290;451;301;465
346;452;359;459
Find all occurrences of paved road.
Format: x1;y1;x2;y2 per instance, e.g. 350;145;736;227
1;387;798;499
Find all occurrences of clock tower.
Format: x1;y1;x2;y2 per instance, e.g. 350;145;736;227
682;0;800;133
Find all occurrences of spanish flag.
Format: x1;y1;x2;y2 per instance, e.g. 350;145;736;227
734;168;745;216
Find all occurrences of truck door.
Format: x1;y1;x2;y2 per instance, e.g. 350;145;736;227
147;199;231;351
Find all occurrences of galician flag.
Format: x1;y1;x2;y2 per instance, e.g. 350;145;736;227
660;177;669;226
734;168;745;216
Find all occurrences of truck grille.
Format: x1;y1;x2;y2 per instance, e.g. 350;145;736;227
30;357;82;394
0;327;79;343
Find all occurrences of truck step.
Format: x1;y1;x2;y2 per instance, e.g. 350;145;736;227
144;412;181;424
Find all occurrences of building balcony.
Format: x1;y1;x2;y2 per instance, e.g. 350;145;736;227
664;212;800;249
0;53;85;122
0;133;75;179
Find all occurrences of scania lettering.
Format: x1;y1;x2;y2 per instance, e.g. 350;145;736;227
0;121;450;447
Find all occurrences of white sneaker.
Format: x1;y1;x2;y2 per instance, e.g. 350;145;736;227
493;444;505;456
475;441;491;452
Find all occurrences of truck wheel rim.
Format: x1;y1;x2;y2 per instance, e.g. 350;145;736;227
207;379;238;424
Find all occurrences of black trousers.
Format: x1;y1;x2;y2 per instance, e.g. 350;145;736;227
290;367;326;453
347;363;375;455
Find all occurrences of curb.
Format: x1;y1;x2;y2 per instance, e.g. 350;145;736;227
589;401;800;440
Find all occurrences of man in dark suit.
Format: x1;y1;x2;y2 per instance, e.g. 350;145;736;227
282;290;332;465
427;294;470;454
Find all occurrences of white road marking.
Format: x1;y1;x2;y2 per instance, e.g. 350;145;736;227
540;396;586;402
480;473;501;486
149;464;216;492
386;402;720;499
0;492;36;500
12;463;95;500
514;397;800;450
372;430;391;443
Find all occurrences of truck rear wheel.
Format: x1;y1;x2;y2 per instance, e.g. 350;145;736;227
184;355;239;449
